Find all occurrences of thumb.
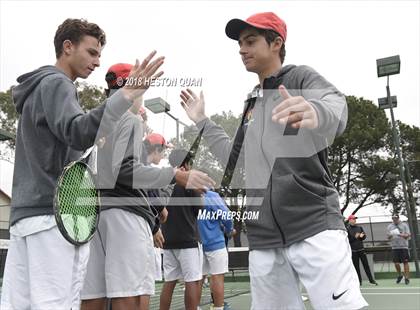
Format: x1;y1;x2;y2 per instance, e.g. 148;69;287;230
278;84;292;99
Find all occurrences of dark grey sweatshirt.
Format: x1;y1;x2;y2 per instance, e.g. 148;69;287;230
10;65;131;225
196;65;348;249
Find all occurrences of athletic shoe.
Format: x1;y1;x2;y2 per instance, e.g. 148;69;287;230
301;295;309;302
396;275;403;283
405;278;410;285
223;302;232;310
369;280;378;285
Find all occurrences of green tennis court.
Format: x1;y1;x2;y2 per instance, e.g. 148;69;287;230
148;277;420;310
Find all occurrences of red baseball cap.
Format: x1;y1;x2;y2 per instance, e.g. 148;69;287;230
138;106;147;116
105;63;133;88
348;214;357;220
145;133;173;148
225;12;287;42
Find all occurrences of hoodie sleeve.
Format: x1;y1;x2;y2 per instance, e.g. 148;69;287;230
110;115;175;189
296;65;348;137
195;116;245;175
40;76;131;150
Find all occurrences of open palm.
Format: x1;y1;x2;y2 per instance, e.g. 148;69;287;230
180;88;207;123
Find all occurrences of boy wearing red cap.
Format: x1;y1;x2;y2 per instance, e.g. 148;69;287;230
81;64;214;310
180;12;366;310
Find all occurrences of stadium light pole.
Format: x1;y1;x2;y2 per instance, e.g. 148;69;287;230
405;160;420;244
377;55;420;277
144;97;188;143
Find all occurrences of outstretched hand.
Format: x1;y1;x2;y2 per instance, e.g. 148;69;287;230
122;50;165;102
175;169;216;195
272;85;319;129
180;88;207;123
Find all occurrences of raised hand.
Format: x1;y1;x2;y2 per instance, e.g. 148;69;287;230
180;88;207;123
272;85;319;129
122;50;165;102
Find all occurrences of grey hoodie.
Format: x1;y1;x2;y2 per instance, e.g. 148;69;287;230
10;65;131;225
196;65;347;249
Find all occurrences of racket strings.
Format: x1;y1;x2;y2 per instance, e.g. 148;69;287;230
58;162;98;243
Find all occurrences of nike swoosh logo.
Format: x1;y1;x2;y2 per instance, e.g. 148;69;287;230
332;290;348;300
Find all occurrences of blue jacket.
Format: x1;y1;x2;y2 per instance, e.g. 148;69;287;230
198;191;233;252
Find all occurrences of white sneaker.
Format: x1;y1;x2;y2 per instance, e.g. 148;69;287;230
301;295;309;302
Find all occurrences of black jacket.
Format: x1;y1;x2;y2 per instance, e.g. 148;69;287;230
162;184;202;249
347;224;366;251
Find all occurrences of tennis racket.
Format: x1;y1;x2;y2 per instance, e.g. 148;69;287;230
54;146;100;246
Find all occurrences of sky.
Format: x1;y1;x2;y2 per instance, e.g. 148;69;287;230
0;0;419;140
0;0;419;214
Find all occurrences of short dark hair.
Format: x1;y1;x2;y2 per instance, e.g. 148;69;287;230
54;18;106;58
168;149;193;168
255;28;286;64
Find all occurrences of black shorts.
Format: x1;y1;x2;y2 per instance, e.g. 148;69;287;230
392;248;410;263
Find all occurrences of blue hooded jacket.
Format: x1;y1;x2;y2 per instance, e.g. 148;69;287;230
198;191;233;252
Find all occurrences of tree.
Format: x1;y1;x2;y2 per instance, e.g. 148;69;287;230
329;96;399;214
0;87;17;152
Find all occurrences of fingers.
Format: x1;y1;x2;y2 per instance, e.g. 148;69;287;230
143;56;165;79
278;84;292;99
139;50;157;71
186;88;199;100
186;170;216;191
272;102;308;123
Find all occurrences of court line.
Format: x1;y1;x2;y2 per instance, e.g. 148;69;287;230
361;287;420;290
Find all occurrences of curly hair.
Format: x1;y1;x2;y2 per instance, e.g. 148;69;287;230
54;18;106;58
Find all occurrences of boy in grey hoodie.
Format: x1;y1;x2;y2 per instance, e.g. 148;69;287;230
180;12;367;310
0;18;166;310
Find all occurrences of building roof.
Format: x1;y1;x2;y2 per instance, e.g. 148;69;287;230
0;188;11;200
0;129;14;141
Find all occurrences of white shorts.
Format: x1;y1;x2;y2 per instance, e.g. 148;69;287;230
155;247;163;281
203;247;229;275
163;245;203;282
0;226;90;310
249;230;368;310
81;209;155;299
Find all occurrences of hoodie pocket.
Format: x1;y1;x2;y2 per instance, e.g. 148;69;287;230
270;174;327;243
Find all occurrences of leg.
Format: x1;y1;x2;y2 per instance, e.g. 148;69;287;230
160;281;177;310
403;261;410;278
177;246;203;309
359;251;376;284
111;295;150;310
352;251;362;285
210;274;225;307
249;248;304;310
204;248;229;308
289;230;368;310
81;298;107;310
184;280;201;310
395;263;402;274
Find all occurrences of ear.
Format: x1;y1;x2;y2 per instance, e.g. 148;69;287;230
62;39;73;56
271;36;283;52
